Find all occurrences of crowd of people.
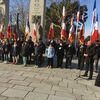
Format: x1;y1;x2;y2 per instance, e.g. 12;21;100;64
0;36;100;81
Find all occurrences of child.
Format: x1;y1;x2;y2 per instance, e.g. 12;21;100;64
46;43;55;68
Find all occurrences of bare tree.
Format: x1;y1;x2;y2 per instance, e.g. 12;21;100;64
10;0;30;34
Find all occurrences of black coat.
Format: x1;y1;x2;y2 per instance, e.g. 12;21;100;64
65;44;76;57
12;45;19;56
22;44;29;57
56;43;64;56
2;44;10;54
37;42;45;56
94;45;100;59
27;40;34;54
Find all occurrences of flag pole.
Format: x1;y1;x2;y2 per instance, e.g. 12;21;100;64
75;21;78;49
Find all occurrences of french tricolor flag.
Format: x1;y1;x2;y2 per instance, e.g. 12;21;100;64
62;6;65;22
78;24;84;44
92;0;96;24
60;22;67;41
69;25;75;43
60;6;67;41
91;14;99;43
76;1;80;23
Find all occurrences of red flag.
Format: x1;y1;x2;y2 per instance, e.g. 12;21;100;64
60;6;67;41
60;23;67;41
69;25;75;43
33;24;37;43
91;14;99;43
78;24;84;44
48;23;55;40
0;24;4;39
7;23;12;38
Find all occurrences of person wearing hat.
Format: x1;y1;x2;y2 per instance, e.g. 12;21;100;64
83;41;95;80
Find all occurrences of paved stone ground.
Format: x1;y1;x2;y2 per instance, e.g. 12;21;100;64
0;60;99;100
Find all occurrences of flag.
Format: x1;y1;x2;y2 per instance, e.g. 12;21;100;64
69;25;75;43
92;0;96;24
60;22;67;41
77;1;80;23
48;23;55;40
33;24;37;43
77;10;80;23
91;14;99;43
71;16;74;26
0;24;4;39
60;6;67;41
6;23;12;38
78;24;84;44
25;15;30;37
62;6;65;21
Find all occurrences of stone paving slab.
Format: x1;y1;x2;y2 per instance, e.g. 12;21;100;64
13;85;34;92
0;87;7;94
0;82;14;88
48;95;76;100
9;80;30;86
33;88;55;95
0;96;7;100
24;92;48;100
6;97;23;100
1;89;28;98
29;82;52;90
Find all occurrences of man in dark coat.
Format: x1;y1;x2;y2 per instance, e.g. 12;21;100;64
83;41;95;80
22;41;29;66
65;42;76;68
36;39;45;67
56;39;64;68
77;44;86;70
27;36;34;64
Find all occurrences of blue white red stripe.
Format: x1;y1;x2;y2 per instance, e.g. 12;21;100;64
92;0;96;24
91;14;99;43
